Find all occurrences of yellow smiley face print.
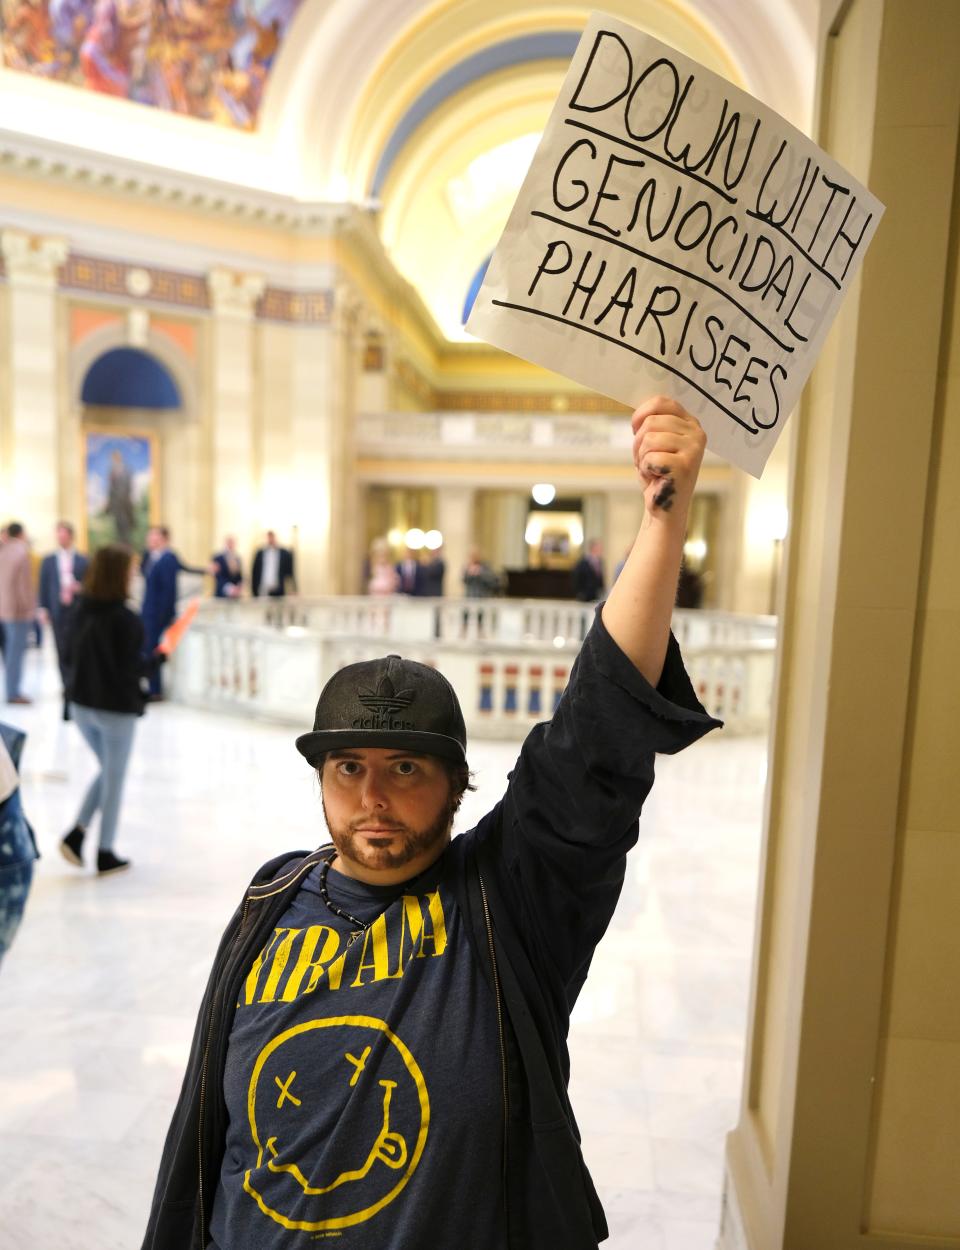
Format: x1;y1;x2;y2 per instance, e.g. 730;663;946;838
243;1015;430;1231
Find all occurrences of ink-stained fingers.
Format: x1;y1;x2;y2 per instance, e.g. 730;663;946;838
634;430;682;474
639;453;676;479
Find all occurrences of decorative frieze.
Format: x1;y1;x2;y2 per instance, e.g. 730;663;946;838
2;247;335;325
61;253;211;309
256;287;334;324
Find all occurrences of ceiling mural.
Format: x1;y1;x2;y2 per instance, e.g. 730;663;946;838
0;0;817;339
0;0;305;128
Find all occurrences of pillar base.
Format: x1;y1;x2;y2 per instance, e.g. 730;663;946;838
718;1151;750;1250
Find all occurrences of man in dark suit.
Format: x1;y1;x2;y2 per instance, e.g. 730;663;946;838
141;525;207;698
421;545;446;597
252;531;296;598
572;538;605;601
38;521;89;716
212;534;243;599
395;547;425;596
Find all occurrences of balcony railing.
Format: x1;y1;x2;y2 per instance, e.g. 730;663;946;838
355;411;634;462
168;596;776;737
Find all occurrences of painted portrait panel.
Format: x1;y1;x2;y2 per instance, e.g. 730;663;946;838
82;428;159;553
0;0;305;130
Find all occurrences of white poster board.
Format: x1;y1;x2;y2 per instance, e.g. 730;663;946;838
466;13;884;477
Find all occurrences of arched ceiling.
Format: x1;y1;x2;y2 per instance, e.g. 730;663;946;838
0;0;818;340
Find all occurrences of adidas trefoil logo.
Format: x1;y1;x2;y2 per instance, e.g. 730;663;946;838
358;676;415;716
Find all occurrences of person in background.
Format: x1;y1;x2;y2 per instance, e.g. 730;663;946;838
60;543;166;876
0;724;39;966
28;535;43;650
421;545;446;597
366;538;399;595
572;537;605;602
0;522;37;705
251;530;296;598
462;548;500;598
212;535;243;599
676;565;706;609
462;547;499;638
140;525;206;700
38;520;89;719
395;546;424;595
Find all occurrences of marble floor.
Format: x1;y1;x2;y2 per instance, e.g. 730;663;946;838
0;642;767;1250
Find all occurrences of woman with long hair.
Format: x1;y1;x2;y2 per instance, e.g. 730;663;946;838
59;543;165;875
366;536;400;595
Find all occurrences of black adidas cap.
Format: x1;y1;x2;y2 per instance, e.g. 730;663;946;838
295;654;467;766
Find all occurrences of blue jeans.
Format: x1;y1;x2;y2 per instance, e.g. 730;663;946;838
72;704;138;852
1;620;30;700
0;788;37;966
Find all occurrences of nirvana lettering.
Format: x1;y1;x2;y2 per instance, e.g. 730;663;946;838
240;891;448;1008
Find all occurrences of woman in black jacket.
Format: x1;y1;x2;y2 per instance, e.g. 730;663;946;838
59;544;165;875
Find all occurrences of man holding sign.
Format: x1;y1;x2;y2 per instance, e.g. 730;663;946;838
144;397;720;1250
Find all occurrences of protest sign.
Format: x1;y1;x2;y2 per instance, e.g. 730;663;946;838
466;12;884;477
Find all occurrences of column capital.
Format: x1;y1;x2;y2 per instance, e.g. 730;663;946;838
0;229;68;289
332;282;364;338
208;267;266;318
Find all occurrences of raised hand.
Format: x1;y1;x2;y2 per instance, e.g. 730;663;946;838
630;395;706;522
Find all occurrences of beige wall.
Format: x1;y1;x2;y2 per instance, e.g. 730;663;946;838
865;2;960;1225
724;1;960;1246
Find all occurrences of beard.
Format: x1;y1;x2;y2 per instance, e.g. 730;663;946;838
322;799;454;875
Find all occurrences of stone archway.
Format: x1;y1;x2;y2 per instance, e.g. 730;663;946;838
66;321;207;561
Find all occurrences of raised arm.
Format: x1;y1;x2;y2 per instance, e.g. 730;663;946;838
601;395;706;686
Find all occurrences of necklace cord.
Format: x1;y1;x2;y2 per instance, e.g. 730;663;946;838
317;854;371;931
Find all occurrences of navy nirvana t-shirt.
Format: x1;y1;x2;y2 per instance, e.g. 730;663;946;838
209;850;504;1248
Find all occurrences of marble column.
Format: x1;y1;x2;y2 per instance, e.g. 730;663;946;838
285;287;360;595
435;484;475;598
729;432;791;615
208;267;265;558
581;492;607;561
498;491;529;572
0;230;68;534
